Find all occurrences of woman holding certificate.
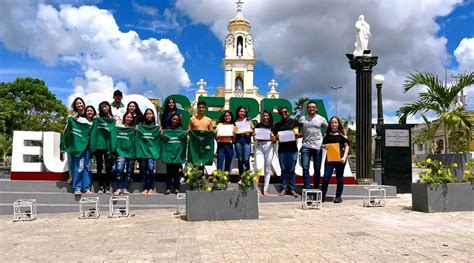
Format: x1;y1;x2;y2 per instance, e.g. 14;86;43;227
254;110;276;196
234;106;254;176
215;111;237;172
321;116;350;203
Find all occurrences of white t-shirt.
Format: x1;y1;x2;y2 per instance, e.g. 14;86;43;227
111;103;126;125
298;114;328;149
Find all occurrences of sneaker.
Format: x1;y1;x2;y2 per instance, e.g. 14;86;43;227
104;189;111;194
113;189;121;196
99;187;105;194
334;196;343;203
278;190;286;196
174;189;179;194
165;189;171;195
148;190;157;195
141;190;149;195
263;191;270;196
74;191;82;195
122;189;130;195
83;191;94;195
290;190;300;198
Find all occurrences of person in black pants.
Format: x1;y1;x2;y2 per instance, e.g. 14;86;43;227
321;116;350;203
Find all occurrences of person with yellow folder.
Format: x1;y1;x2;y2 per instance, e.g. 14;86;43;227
321;116;350;203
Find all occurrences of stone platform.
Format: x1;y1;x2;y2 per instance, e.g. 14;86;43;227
0;179;396;214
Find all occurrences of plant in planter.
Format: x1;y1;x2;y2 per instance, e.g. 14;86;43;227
463;160;474;182
209;170;229;190
416;158;457;184
183;163;209;191
412;158;473;213
238;169;259;190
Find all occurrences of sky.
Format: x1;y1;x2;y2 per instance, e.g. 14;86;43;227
0;0;473;123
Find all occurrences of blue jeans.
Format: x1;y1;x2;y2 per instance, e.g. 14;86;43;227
72;149;91;192
321;161;346;197
235;136;251;175
140;159;155;190
116;156;132;190
300;146;323;189
217;143;234;172
278;151;297;192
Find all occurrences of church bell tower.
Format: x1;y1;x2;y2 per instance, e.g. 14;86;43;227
222;0;256;98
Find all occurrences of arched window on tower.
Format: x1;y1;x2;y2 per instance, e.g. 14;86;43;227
236;36;243;56
235;77;244;91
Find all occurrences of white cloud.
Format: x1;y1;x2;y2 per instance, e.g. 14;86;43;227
176;0;463;122
0;0;190;104
132;0;158;16
454;37;474;73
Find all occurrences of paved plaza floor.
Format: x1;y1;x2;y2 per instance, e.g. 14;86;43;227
1;194;473;262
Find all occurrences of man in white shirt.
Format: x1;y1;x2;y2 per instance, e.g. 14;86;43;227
111;90;126;124
298;102;328;189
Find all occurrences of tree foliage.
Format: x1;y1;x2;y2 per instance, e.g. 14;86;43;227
0;78;68;137
396;72;474;153
293;97;309;119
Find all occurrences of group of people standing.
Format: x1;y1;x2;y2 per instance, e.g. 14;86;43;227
212;101;350;203
64;91;350;203
64;90;184;196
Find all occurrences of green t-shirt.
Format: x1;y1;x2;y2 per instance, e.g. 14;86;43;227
61;118;91;157
135;125;161;159
114;127;136;158
187;130;215;165
161;129;187;164
90;117;116;154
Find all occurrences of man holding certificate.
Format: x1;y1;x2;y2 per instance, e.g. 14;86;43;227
272;107;302;197
299;102;328;190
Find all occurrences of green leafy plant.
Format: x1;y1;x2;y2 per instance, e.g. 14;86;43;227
238;169;259;191
209;170;229;190
396;72;474;153
463;160;474;182
183;163;209;191
416;158;457;184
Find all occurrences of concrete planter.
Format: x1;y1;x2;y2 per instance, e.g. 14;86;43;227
186;190;259;221
411;182;474;213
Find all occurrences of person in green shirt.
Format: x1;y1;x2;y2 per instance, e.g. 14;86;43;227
140;109;158;195
114;112;136;196
162;114;185;194
94;101;115;194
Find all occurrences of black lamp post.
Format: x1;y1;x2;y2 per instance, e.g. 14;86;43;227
373;74;384;168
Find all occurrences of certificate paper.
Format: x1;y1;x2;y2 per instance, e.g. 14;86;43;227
217;125;234;137
278;130;296;142
235;120;251;134
255;128;271;140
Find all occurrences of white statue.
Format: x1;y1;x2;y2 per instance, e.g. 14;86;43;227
354;15;372;56
237;43;242;56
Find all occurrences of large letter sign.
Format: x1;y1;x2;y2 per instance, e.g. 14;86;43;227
11;131;67;180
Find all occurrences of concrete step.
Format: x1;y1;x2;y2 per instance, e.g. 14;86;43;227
0;179;397;215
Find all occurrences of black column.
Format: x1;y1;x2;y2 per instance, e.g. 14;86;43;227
346;54;378;184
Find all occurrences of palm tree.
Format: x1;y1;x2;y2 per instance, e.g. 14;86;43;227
396;72;474;153
293;97;309;119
